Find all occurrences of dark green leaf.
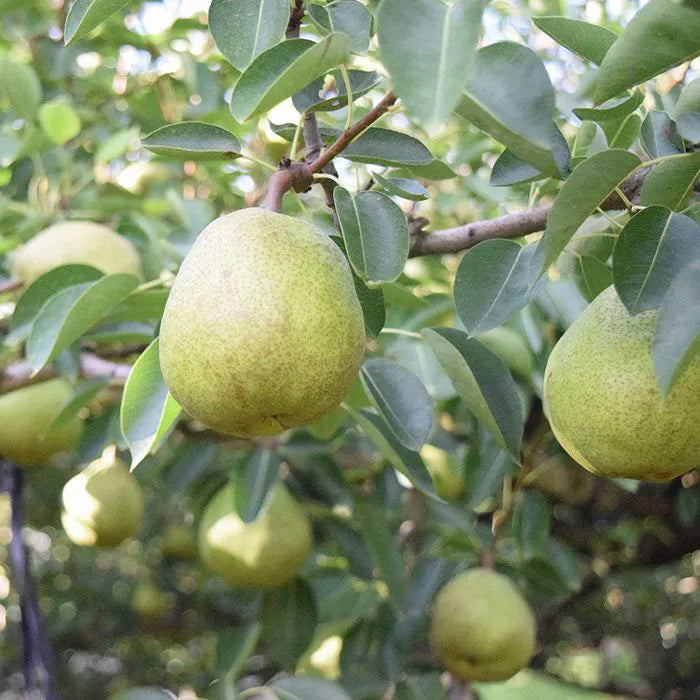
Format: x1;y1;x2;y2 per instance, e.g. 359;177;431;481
360;357;434;450
595;0;700;103
270;676;352;700
377;0;486;125
261;578;318;670
229;35;351;122
609;112;642;149
573;90;643;123
652;261;700;396
341;128;434;167
64;0;132;45
108;690;174;700
216;623;261;677
120;338;181;469
232;448;281;523
511;490;552;560
674;77;700;142
142;122;242;160
293;70;382;113
208;0;289;71
612;206;700;314
640;152;700;210
308;0;373;54
395;674;446;700
490;149;543;186
640;111;685;158
353;274;385;337
533;16;617;64
422;328;524;459
373;174;429;201
572;254;612;302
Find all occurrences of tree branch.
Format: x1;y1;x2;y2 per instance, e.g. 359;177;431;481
0;277;22;294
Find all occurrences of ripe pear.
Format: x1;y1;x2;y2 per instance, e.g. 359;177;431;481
0;378;83;467
476;326;534;379
420;444;465;500
198;480;312;589
61;455;144;547
544;286;700;482
430;568;536;682
13;221;142;285
159;208;365;437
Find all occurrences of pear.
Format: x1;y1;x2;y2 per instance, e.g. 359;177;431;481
161;524;198;560
544;286;700;482
198;481;312;589
131;582;174;617
159;208;366;437
430;568;536;682
61;455;144;547
13;221;142;285
420;444;465;500
0;378;83;467
476;326;534;379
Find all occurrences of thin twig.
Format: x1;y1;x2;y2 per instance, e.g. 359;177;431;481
0;277;23;294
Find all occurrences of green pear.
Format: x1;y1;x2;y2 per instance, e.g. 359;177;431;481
0;378;83;467
420;444;465;500
198;481;312;589
13;221;142;285
161;524;198;560
159;208;366;437
131;582;174;617
61;454;144;547
544;286;700;482
430;568;536;682
476;326;534;379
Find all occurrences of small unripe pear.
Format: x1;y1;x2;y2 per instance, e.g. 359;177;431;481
0;379;83;467
420;444;465;500
544;286;700;482
13;221;142;285
159;208;366;437
430;568;536;682
61;455;144;547
198;481;312;589
476;326;534;379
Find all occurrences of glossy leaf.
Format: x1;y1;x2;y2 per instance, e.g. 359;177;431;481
533;16;617;64
293;70;382;113
208;0;288;71
595;0;700;103
456;42;560;177
573;90;643;123
142;122;242;160
270;676;352;700
377;0;485;125
422;328;524;460
540;149;640;269
613;206;700;315
64;0;132;45
232;448;281;523
640;152;700;211
347;407;436;497
360;357;434;451
229;34;351;122
652;261;700;396
308;0;373;54
334;188;409;285
490;149;542;186
0;60;42;119
640;111;684;158
571;254;612;302
26;273;140;371
341;128;434;167
609;112;642;149
454;241;542;335
120;338;181;470
674;77;700;142
261;578;317;670
353;274;386;337
373;174;430;201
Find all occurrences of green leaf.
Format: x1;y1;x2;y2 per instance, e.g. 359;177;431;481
108;689;174;700
26;273;140;371
120;338;181;469
454;241;543;335
640;111;685;159
346;407;436;497
533;16;617;64
229;34;351;122
64;0;132;45
46;378;110;436
7;265;103;346
609;112;642;149
490;149;542;187
353;274;385;337
613;207;700;315
0;60;42;119
377;0;486;125
466;440;517;512
340;128;434;167
357;504;406;610
595;0;700;104
395;674;446;700
334;188;409;285
570;120;600;167
456;42;560;177
511;490;552;560
142;122;242;160
208;0;289;71
571;254;612;302
640;152;700;210
308;0;373;54
261;578;318;670
373;174;429;201
270;676;352;700
360;358;434;451
232;448;281;523
422;328;524;460
573;90;643;123
38;100;81;144
399;159;457;180
652;261;700;397
539;149;640;269
293;70;382;113
674;77;700;142
217;623;262;677
94;127;139;164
